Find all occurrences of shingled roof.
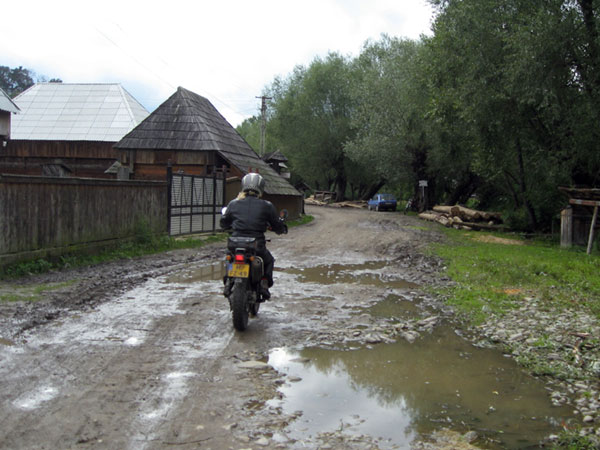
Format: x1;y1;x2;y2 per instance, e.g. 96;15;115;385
115;87;300;197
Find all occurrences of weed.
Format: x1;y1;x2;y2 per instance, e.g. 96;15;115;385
0;281;77;303
552;429;599;450
431;229;600;321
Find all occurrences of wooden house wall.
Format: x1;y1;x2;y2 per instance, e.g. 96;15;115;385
0;140;118;178
123;149;222;180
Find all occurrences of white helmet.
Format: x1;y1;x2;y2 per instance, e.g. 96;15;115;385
241;173;265;196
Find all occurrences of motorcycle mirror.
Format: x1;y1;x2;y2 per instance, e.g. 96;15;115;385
280;209;288;220
221;206;228;215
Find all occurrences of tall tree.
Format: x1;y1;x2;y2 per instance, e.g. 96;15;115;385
426;0;600;229
346;36;439;206
0;65;62;98
267;53;356;200
0;66;35;97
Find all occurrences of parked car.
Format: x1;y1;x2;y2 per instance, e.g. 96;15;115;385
367;193;397;211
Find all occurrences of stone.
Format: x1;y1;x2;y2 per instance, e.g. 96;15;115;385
238;361;269;369
256;437;270;446
463;431;478;443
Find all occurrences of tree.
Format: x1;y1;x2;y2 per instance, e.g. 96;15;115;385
267;53;357;200
0;65;62;98
346;36;439;206
236;115;263;153
425;0;600;229
0;66;35;97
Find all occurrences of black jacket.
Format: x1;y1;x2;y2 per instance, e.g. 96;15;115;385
220;195;286;239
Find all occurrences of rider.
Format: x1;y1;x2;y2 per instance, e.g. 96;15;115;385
220;173;287;299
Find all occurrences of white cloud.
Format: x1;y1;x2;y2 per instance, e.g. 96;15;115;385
1;0;433;126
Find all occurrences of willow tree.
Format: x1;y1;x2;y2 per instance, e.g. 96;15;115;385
266;53;357;200
426;0;600;229
345;36;440;205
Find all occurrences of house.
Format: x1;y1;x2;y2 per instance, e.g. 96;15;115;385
262;150;290;179
2;83;148;178
0;87;20;144
114;86;303;217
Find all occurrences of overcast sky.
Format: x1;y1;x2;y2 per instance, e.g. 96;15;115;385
2;0;434;127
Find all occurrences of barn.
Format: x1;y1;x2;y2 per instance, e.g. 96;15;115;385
114;86;303;217
2;83;149;178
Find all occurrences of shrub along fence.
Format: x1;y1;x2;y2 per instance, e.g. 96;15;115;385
0;174;167;267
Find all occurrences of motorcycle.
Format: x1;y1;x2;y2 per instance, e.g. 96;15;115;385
222;209;288;331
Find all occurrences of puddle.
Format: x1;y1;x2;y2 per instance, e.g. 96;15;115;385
366;294;422;318
166;262;225;284
268;326;575;449
284;261;418;289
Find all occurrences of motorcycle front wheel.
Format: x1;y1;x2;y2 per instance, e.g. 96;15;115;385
231;281;249;331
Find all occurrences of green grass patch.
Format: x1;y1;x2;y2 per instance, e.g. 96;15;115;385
0;280;77;303
431;228;600;323
0;233;228;280
288;214;314;227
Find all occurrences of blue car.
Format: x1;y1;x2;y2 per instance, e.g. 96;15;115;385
367;193;397;211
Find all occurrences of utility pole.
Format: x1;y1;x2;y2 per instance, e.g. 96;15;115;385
256;95;272;156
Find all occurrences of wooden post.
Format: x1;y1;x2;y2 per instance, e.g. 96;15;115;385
587;205;598;255
560;207;573;248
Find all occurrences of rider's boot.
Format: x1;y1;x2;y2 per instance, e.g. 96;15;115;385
260;278;271;300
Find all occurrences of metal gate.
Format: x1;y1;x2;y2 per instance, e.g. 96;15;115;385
167;168;225;236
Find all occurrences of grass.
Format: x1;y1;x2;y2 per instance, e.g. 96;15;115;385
0;215;314;281
430;228;600;323
0;281;77;303
0;232;227;280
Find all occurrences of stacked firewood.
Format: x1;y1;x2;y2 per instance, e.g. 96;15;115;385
305;195;330;206
419;205;505;231
304;196;367;209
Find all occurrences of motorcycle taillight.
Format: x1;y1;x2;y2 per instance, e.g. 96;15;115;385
234;254;245;263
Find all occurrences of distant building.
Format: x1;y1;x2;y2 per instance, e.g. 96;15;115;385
2;83;148;178
262;150;290;179
0;87;20;144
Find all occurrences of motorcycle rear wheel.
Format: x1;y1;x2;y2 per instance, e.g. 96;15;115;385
231;282;249;331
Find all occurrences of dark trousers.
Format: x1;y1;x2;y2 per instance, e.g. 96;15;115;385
257;247;275;287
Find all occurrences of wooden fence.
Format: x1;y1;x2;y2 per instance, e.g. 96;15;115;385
0;174;167;267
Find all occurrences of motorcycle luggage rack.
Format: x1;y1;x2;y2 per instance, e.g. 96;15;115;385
227;236;258;251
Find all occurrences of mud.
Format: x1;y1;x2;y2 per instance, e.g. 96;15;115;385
0;206;570;449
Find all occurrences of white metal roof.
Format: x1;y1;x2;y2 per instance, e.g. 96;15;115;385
0;88;20;114
11;83;149;141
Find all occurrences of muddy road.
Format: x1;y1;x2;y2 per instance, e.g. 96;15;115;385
0;206;572;449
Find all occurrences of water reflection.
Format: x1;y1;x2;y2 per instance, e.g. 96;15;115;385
268;325;574;449
284;261;419;289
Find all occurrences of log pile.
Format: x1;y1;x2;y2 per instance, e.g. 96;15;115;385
304;196;367;209
419;205;505;231
305;195;330;206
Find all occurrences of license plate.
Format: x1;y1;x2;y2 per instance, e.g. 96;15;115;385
228;263;249;278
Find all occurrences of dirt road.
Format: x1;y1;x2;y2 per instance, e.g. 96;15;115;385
0;206;448;449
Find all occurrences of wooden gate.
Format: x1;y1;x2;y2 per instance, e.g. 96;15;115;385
167;167;225;236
